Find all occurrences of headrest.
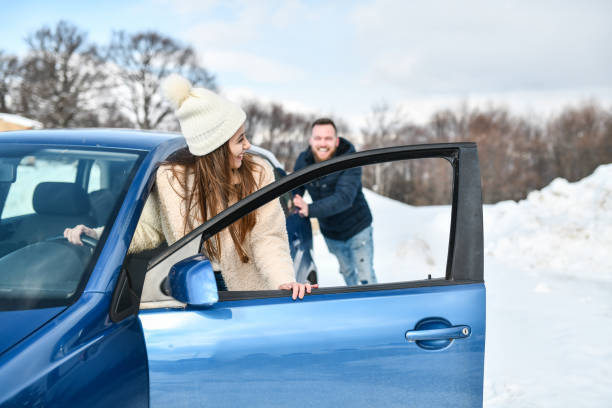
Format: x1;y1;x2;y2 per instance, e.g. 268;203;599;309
33;182;91;216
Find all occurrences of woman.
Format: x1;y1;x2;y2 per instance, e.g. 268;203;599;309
65;74;315;299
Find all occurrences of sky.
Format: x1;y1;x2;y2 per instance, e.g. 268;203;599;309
1;0;611;129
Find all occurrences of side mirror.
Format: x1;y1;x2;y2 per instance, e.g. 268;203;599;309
165;255;218;306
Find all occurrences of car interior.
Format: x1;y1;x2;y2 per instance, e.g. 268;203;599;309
0;149;139;304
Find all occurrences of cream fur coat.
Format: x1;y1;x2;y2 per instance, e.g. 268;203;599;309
99;155;294;291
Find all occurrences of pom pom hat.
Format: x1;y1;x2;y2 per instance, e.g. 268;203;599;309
162;74;246;156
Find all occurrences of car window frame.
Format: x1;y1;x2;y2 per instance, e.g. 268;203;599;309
146;143;483;302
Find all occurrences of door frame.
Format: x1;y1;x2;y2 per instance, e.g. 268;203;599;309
147;143;483;295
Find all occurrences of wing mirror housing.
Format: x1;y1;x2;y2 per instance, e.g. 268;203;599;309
165;255;218;306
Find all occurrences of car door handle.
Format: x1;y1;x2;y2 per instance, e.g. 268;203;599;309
405;325;470;342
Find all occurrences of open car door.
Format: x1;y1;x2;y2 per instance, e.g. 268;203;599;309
136;143;485;407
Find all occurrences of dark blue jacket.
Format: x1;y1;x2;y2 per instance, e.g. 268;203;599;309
293;138;372;241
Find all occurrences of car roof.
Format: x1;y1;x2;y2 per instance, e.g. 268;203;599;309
0;128;183;151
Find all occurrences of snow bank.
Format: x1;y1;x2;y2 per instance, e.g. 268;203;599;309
484;164;612;282
314;189;452;287
0;113;43;129
482;164;612;407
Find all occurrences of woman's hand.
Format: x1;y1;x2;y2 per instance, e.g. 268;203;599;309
278;282;319;300
63;224;97;246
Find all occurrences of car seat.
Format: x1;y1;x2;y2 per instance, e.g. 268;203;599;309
9;182;96;246
88;189;117;227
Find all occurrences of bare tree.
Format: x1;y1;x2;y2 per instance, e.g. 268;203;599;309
0;51;19;113
360;102;405;193
242;99;271;144
548;102;612;182
240;99;319;169
260;103;311;169
107;31;216;130
15;21;107;127
361;102;404;149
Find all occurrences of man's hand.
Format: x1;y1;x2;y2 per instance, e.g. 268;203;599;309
292;194;309;217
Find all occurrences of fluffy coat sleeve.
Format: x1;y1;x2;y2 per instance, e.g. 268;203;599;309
126;164;192;254
91;177;167;253
125;188;164;254
250;159;295;289
154;164;194;245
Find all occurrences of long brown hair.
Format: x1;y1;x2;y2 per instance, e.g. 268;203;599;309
164;143;262;263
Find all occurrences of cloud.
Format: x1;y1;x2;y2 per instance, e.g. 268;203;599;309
202;50;306;84
183;1;316;49
392;86;612;125
183;1;314;84
151;0;220;15
350;0;612;95
114;0;612;128
184;3;263;49
223;86;318;116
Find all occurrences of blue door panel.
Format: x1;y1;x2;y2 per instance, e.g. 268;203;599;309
0;293;149;407
0;306;65;355
140;283;485;407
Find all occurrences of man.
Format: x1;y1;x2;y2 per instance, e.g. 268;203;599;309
292;118;377;286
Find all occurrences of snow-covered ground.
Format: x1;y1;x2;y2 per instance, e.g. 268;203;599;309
482;165;612;407
313;164;612;407
312;192;452;287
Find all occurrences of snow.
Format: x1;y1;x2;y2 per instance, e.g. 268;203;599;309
0;113;43;129
485;166;612;283
313;163;612;406
482;164;612;407
313;191;452;287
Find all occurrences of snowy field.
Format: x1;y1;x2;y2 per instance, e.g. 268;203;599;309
314;164;612;407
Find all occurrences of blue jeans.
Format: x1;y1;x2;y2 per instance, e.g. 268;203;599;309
323;225;377;286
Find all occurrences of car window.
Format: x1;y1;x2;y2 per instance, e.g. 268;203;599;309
218;157;453;291
136;152;455;307
87;161;102;193
2;156;78;219
303;158;452;287
0;146;142;310
138;149;292;308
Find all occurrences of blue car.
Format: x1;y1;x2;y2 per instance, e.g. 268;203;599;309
0;129;485;407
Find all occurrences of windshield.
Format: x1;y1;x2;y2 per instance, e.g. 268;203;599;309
0;145;142;310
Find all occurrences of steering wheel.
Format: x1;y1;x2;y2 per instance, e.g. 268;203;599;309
79;234;99;249
47;234;99;252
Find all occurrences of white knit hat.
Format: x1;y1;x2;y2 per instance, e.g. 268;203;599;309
161;74;246;156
